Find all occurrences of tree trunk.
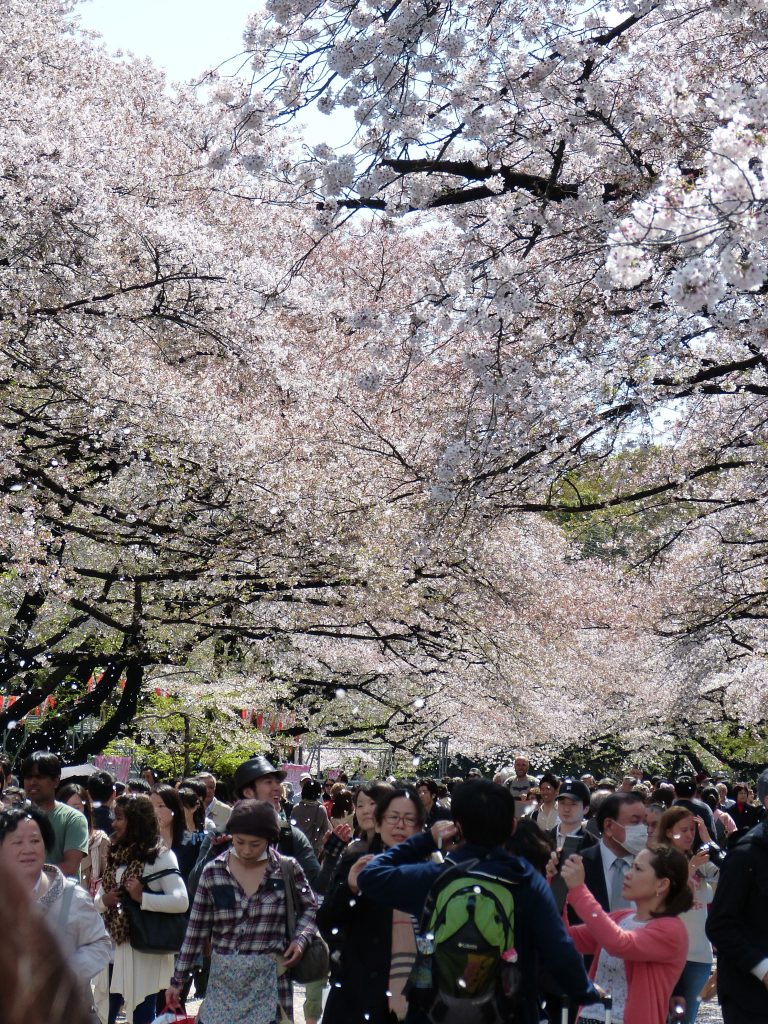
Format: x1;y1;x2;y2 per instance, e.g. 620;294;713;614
183;714;191;778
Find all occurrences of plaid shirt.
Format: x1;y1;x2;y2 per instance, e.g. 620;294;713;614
175;848;317;1009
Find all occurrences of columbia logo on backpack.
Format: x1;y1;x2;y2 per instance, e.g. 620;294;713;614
408;857;521;1024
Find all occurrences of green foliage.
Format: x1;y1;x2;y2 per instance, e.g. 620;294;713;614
688;722;768;780
549;452;691;563
103;694;265;782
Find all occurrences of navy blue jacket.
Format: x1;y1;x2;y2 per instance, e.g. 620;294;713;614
358;831;599;1024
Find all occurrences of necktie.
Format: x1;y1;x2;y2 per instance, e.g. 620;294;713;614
610;857;631;910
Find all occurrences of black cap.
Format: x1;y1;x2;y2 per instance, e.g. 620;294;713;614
233;756;286;798
557;779;591;806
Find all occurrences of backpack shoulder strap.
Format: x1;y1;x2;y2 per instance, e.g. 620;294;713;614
418;857;482;931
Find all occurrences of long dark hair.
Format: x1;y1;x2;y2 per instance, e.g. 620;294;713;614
57;782;94;833
0;862;94;1024
179;778;207;830
649;845;694;917
151;785;186;848
507;817;554;875
331;788;354;818
352;781;394;839
112;794;162;862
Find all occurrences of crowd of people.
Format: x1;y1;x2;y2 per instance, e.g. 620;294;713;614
0;749;766;1024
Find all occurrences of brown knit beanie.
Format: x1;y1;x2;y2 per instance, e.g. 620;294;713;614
226;799;280;842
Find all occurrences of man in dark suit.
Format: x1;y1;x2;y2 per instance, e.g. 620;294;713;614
579;792;647;911
707;769;768;1024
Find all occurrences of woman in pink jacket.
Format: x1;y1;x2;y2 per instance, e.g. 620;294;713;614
561;845;692;1024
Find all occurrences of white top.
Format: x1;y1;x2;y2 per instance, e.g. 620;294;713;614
95;847;189;1013
588;913;648;1022
680;865;717;963
533;804;559;831
40;865;113;984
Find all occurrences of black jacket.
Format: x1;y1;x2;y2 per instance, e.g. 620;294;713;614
424;803;452;828
706;820;768;1020
728;801;763;846
578;842;610;913
318;849;396;1024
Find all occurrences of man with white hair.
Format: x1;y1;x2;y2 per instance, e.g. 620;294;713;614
707;768;768;1024
196;771;232;832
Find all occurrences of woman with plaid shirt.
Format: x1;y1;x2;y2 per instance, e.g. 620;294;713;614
166;800;317;1024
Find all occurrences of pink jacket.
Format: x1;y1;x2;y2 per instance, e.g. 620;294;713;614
567;884;688;1024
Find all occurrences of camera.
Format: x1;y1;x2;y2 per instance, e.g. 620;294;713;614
698;842;725;868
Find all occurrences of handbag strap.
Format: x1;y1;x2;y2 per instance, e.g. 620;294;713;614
141;867;182;893
279;856;298;938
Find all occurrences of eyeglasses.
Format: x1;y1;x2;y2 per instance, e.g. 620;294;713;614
382;813;420;827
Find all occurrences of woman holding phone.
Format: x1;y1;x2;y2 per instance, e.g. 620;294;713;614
561;846;691;1024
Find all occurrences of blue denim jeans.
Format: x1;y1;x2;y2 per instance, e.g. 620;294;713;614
673;960;713;1024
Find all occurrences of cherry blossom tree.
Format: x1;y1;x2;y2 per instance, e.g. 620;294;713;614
3;0;767;769
233;0;768;758
1;0;644;767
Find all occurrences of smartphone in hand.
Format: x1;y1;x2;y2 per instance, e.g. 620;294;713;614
550;834;583;912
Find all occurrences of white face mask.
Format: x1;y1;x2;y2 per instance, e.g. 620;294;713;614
619;823;648;855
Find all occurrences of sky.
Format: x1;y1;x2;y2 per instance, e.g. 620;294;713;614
78;0;258;83
76;0;354;147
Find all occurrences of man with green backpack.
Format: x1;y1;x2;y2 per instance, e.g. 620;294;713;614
358;779;600;1024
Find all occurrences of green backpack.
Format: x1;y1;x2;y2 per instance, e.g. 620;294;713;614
409;857;521;1024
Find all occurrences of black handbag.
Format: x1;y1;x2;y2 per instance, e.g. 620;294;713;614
279;857;329;983
122;868;188;954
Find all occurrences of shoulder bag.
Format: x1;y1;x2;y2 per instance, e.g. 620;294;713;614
123;868;188;954
279;857;329;983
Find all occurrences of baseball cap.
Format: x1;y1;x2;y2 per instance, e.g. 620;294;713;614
557;779;591;806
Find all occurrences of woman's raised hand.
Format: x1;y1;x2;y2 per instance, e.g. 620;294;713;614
347;854;375;893
560;854;586;890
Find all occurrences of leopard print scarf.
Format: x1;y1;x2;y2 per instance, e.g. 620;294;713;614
100;843;147;945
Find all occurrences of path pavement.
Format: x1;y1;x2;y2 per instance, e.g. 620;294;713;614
187;986;724;1023
698;1001;724;1024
